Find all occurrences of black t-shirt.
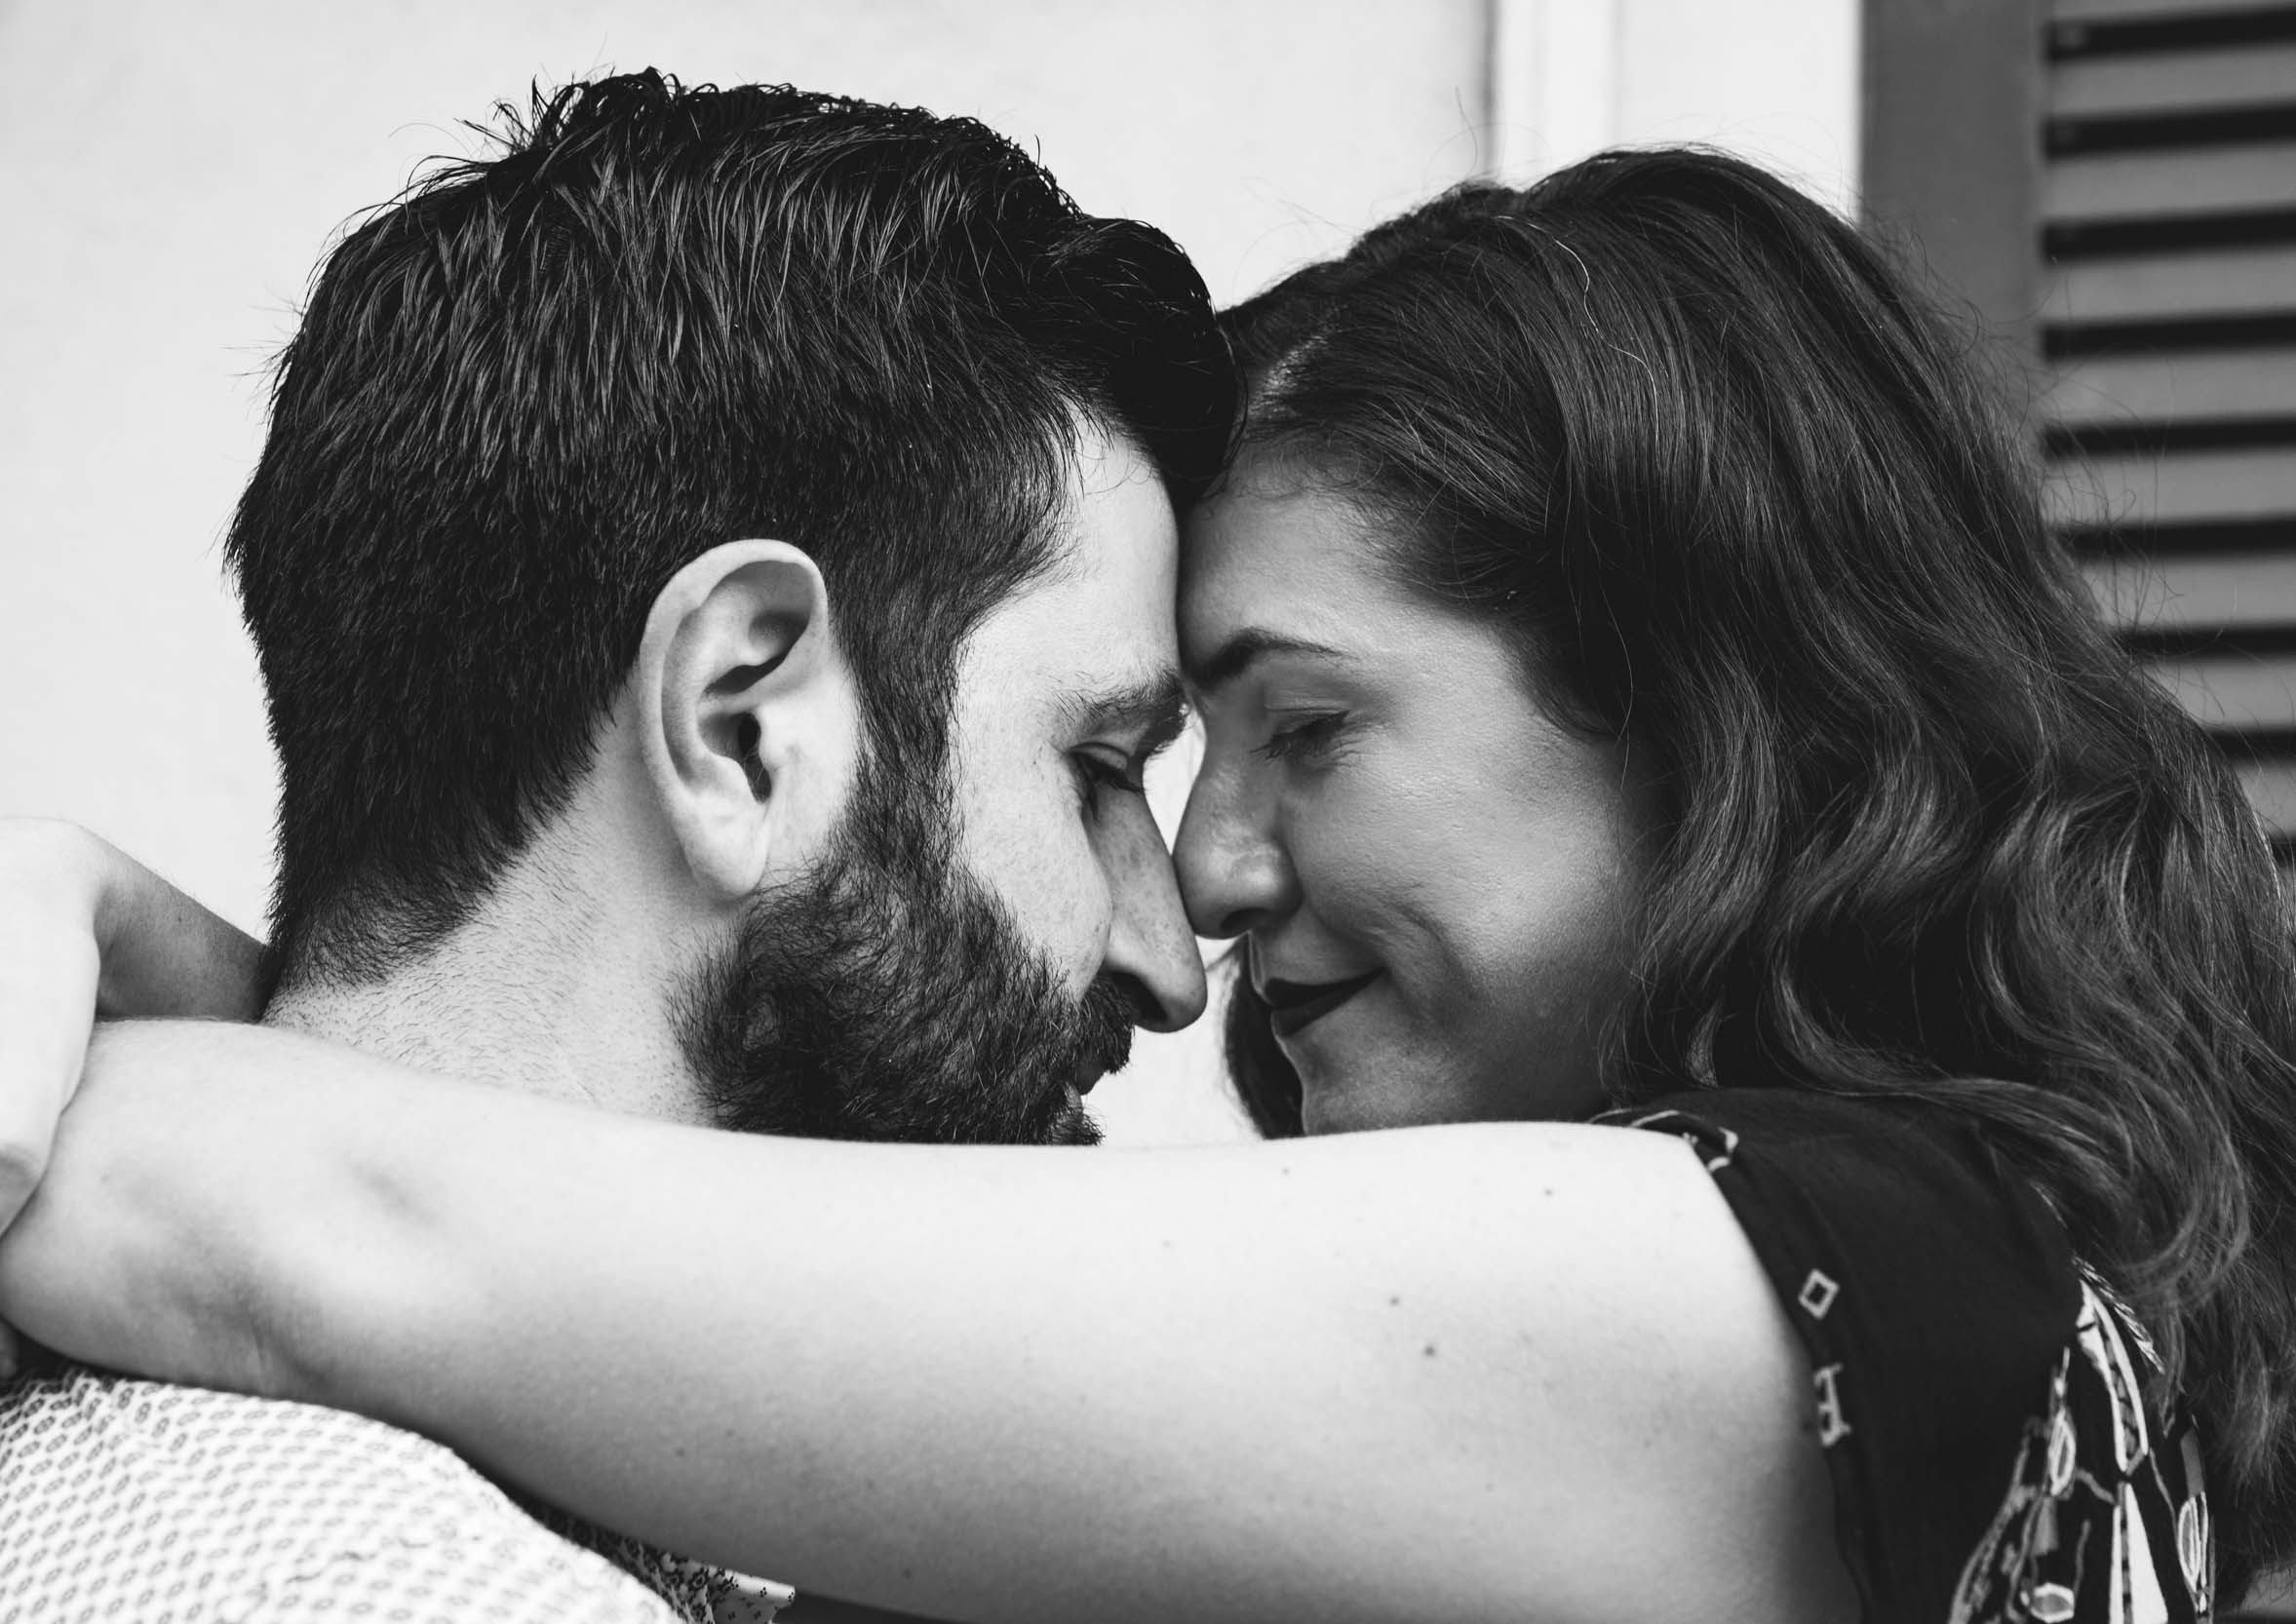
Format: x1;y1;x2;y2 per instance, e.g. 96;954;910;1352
1603;1089;2211;1624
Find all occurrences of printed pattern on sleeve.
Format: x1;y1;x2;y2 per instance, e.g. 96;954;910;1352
0;1358;797;1624
1605;1097;2210;1624
1949;1273;2209;1624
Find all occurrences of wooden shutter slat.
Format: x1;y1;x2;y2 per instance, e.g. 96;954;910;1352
2085;551;2296;625
2147;652;2296;729
2046;246;2296;322
2046;346;2296;421
2051;43;2296;118
2236;757;2296;832
2046;142;2296;218
2027;2;2296;854
2051;447;2296;522
2054;0;2292;19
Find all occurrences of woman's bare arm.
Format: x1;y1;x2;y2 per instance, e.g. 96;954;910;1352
0;820;263;1192
0;821;263;1371
0;1020;1851;1624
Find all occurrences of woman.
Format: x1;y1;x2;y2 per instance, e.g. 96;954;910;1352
3;148;2292;1622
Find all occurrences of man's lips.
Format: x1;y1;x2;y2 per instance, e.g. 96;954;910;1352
1260;970;1381;1039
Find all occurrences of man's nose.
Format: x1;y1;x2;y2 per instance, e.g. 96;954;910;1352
1173;768;1297;942
1101;809;1208;1032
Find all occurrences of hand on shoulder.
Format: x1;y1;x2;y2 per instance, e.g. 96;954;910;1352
0;818;265;1371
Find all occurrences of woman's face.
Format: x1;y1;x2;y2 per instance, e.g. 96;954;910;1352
1174;468;1655;1134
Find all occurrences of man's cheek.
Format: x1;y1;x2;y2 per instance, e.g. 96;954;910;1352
1017;832;1109;993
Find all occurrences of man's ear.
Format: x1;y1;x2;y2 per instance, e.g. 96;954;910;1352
633;539;854;901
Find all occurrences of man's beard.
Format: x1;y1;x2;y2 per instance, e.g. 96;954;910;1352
675;744;1134;1145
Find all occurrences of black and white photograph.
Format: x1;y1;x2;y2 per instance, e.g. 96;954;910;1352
1;1;2293;1618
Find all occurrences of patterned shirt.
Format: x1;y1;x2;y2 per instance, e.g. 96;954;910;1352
0;1356;797;1624
1607;1090;2211;1624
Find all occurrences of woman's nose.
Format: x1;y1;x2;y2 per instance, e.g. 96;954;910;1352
1174;768;1299;941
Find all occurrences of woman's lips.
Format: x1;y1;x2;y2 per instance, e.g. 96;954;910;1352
1263;970;1382;1039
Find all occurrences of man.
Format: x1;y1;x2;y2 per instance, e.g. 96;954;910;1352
0;69;1231;1623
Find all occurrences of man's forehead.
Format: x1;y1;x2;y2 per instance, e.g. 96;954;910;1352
1040;423;1177;570
1008;430;1179;630
953;579;1181;747
936;417;1179;734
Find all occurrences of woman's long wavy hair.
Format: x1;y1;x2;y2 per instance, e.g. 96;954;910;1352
1216;147;2296;1596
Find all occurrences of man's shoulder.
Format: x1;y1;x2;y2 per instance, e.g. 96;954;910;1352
0;1359;720;1623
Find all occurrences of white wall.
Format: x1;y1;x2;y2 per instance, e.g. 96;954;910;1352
1490;0;1861;209
0;0;1856;1144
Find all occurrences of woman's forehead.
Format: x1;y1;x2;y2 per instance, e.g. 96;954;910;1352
1184;480;1388;614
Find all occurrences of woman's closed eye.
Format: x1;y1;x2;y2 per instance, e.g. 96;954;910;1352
1257;712;1347;765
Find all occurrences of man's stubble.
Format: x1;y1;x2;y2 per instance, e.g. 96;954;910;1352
677;735;1135;1145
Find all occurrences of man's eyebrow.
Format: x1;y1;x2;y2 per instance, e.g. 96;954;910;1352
1186;629;1346;691
1064;671;1190;757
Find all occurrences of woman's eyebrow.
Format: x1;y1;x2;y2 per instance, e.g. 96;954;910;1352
1186;629;1345;692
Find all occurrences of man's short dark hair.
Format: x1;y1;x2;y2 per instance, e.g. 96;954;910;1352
228;70;1235;986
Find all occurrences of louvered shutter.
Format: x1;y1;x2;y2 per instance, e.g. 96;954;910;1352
2042;0;2296;866
1858;12;2296;1611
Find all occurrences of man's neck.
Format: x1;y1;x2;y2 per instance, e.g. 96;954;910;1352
262;853;713;1126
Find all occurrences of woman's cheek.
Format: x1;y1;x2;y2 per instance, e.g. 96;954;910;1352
1293;786;1431;981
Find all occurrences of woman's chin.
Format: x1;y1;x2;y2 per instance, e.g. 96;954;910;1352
1278;989;1399;1134
1294;1047;1433;1136
1300;1087;1391;1136
1294;1024;1603;1133
1280;983;1522;1134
